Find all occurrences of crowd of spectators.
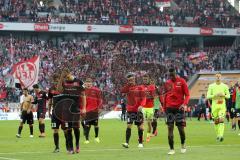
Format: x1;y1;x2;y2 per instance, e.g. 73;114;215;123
0;35;240;105
0;0;239;28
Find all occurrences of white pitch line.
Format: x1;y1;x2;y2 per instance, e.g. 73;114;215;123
0;144;239;155
0;157;20;160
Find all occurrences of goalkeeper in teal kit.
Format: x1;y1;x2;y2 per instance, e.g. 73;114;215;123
207;72;230;142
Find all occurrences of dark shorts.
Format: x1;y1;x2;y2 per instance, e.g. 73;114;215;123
165;107;186;127
83;112;99;126
51;113;66;130
227;107;236;119
126;112;143;126
65;121;80;129
227;100;233;110
21;110;34;125
37;111;46;120
153;109;160;119
84;119;99;126
236;109;240;118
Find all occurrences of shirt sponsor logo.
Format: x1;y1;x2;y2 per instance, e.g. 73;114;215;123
200;27;213;35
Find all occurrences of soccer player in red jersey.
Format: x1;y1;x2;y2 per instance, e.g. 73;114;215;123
121;73;146;148
163;68;190;155
33;84;48;138
82;78;102;144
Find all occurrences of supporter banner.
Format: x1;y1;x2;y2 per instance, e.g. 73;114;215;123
11;56;40;89
155;0;171;8
188;52;208;64
0;22;239;36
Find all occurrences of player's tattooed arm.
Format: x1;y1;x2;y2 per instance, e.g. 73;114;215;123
56;70;67;93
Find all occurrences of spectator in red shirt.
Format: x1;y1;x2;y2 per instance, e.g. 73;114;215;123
82;77;102;144
164;68;190;155
121;73;146;148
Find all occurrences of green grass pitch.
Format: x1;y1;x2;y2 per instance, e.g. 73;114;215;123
0;119;240;160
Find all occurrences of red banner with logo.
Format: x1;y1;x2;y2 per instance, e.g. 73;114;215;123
119;25;133;33
34;23;49;31
200;27;213;35
11;56;40;89
188;52;208;64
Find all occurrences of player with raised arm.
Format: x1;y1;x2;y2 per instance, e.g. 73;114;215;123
207;72;230;141
57;69;86;154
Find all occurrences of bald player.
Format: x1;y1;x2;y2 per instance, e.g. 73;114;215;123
16;88;34;138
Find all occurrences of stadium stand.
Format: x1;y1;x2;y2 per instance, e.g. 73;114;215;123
0;0;239;27
0;35;240;103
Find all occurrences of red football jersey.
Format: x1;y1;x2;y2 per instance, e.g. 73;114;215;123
85;86;102;112
143;84;156;108
121;85;146;112
164;76;190;109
